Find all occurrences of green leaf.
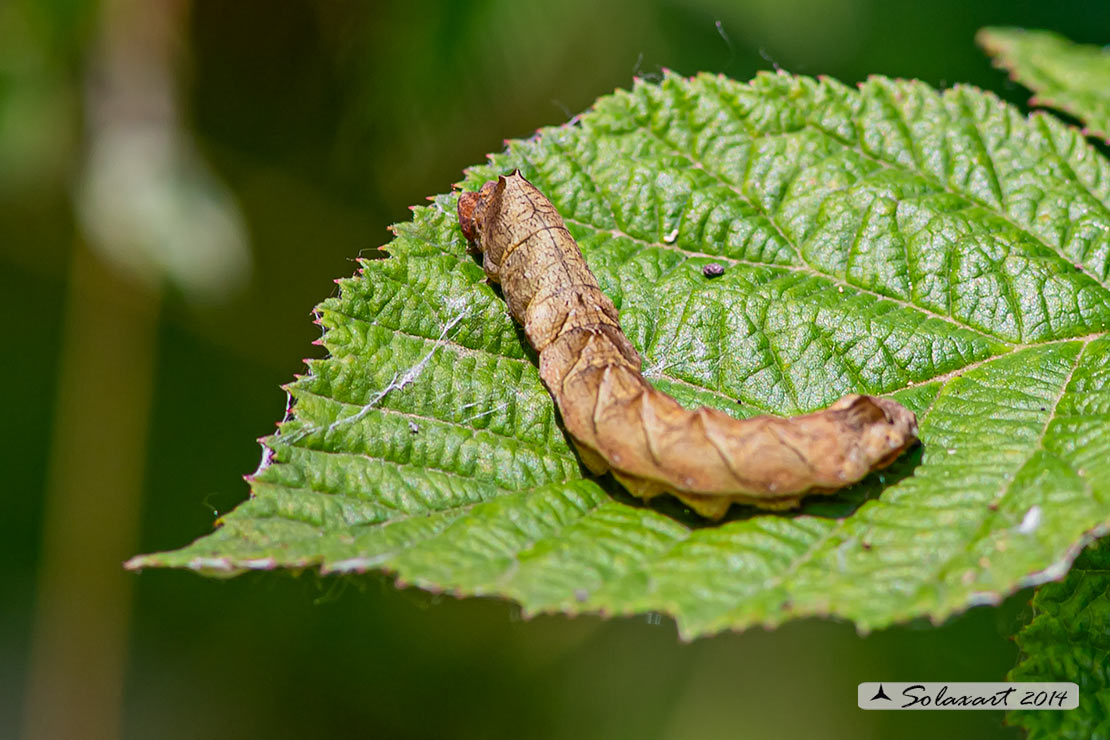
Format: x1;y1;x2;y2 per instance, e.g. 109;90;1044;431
979;27;1110;144
1008;537;1110;739
129;71;1110;638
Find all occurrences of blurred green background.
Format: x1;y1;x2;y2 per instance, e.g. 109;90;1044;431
5;1;1109;738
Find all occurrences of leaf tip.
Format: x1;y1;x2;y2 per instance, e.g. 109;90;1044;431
122;555;147;572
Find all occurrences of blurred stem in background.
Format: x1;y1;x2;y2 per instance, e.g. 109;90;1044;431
22;241;160;740
21;0;248;737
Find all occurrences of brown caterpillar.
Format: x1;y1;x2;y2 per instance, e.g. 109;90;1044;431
458;171;918;519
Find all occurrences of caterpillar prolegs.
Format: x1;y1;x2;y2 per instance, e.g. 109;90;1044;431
458;171;919;519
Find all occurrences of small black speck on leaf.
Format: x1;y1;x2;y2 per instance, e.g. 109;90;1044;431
702;262;725;277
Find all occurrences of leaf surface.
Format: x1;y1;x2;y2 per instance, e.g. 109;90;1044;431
1008;538;1110;739
130;71;1110;637
979;27;1110;143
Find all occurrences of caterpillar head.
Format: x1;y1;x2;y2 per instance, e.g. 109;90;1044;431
457;176;504;245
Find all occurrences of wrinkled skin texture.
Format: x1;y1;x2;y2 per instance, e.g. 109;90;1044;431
459;171;919;519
